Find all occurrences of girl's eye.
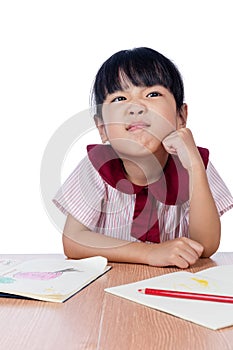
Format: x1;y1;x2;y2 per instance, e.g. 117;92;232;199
111;96;127;102
147;91;161;98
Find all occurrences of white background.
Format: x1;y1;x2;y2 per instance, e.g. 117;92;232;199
1;0;232;253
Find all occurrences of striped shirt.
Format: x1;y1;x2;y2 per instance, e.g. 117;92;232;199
53;144;233;243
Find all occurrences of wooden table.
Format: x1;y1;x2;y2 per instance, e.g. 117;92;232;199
0;253;233;350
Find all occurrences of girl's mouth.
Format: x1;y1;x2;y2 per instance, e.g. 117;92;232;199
126;122;150;132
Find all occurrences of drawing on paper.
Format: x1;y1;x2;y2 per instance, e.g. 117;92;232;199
13;271;63;280
0;276;15;284
13;267;82;281
173;276;219;292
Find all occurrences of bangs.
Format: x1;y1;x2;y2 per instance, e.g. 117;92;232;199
92;47;184;115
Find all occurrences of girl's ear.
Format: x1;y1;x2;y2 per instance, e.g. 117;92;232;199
94;115;108;143
177;103;188;128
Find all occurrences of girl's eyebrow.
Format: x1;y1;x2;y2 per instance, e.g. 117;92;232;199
107;89;128;96
109;84;165;94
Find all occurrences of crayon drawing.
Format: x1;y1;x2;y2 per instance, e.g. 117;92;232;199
0;276;15;284
173;276;219;293
13;267;82;281
13;271;63;280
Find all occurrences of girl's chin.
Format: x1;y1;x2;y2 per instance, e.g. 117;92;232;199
110;140;163;158
112;143;164;158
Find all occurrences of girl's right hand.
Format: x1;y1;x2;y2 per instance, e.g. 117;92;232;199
145;237;204;268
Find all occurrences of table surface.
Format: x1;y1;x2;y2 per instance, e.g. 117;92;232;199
1;252;233;350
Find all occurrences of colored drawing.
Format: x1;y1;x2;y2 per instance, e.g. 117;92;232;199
13;267;82;281
14;271;63;280
0;276;15;284
174;275;219;292
191;277;209;287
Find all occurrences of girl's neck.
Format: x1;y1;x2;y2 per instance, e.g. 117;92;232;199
121;150;168;186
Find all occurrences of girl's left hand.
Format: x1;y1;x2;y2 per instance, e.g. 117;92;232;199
162;128;202;171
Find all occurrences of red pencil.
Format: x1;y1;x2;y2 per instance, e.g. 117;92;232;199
138;288;233;303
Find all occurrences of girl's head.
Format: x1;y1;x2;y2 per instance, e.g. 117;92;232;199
92;47;184;118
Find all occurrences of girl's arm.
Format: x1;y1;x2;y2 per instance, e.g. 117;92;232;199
163;128;221;257
63;214;203;268
188;160;221;256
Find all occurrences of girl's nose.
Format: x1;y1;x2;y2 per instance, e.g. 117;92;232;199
128;103;146;116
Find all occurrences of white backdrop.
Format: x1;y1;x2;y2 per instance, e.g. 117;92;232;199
1;0;232;253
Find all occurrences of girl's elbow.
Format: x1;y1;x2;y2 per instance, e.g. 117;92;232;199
62;234;92;260
201;240;220;258
62;234;80;259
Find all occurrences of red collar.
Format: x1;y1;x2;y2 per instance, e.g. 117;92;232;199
87;144;209;242
87;144;209;205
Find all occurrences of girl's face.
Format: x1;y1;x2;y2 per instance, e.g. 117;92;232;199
95;82;187;158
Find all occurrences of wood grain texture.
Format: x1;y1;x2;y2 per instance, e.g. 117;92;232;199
0;253;233;350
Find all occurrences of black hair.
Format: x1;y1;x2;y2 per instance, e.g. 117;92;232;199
92;47;184;118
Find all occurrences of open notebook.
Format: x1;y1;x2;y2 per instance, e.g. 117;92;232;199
105;265;233;330
0;256;111;302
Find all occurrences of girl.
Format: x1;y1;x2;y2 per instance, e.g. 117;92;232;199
53;47;233;268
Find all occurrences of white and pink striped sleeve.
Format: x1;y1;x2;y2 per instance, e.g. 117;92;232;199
53;156;106;229
206;161;233;216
